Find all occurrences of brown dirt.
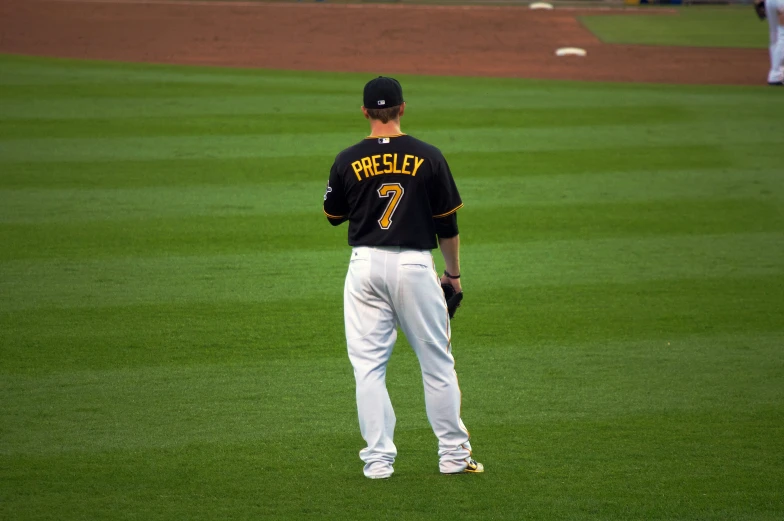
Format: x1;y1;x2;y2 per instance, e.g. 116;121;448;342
0;0;767;85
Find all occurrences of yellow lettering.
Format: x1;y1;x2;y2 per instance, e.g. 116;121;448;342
361;157;374;178
392;154;402;174
371;155;382;176
382;154;393;174
411;156;425;177
401;155;413;175
377;183;404;229
351;161;363;182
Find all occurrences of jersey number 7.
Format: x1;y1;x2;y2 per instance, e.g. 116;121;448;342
377;183;404;230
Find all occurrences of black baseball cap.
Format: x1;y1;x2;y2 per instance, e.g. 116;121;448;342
363;76;404;109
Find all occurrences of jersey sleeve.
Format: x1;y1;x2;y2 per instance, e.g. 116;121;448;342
430;155;463;218
434;212;458;239
323;160;350;226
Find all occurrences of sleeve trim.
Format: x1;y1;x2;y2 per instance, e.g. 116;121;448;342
323;209;347;219
433;203;463;219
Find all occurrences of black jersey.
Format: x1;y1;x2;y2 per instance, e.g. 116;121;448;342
323;134;462;250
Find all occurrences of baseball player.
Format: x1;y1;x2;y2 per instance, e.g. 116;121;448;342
757;0;784;85
323;77;483;479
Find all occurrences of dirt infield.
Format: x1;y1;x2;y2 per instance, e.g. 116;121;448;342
0;0;767;85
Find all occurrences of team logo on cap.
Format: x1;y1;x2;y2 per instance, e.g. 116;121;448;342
377;100;385;106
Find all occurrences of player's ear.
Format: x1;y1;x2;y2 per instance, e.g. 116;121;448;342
361;106;370;120
398;102;405;118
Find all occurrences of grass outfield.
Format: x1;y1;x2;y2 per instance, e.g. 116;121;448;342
580;7;768;49
1;53;783;520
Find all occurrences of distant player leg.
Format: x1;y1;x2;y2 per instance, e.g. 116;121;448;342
388;249;473;474
767;0;784;84
344;247;398;479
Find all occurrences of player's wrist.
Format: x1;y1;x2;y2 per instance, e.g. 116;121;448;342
444;270;460;279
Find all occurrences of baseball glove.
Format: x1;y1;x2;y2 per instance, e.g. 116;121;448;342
755;0;766;20
441;282;464;319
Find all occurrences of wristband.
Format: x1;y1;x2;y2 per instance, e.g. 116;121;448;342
444;270;461;279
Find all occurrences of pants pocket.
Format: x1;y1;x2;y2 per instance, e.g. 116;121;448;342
399;251;432;271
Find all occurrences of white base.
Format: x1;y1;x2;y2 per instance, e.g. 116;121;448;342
555;47;587;57
530;2;554;9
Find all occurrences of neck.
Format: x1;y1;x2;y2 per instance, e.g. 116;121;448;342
368;119;403;137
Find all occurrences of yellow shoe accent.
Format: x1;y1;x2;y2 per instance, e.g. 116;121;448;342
462;458;484;473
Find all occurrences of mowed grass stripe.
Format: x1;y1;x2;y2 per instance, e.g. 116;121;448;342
3;406;782;521
2;124;780;163
467;275;784;347
0;146;732;189
0;359;358;455
3;228;782;356
3;331;782;456
464;198;782;243
0;248;350;311
2;275;782;375
1;298;348;372
1;199;780;260
2;232;781;312
3;168;781;224
0;54;374;87
3;409;781;521
1;106;698;139
1;57;777;113
0;94;357;120
0;81;368;100
0;157;330;188
3;89;774;121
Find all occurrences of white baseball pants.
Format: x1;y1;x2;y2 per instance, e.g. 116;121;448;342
344;246;472;478
767;0;784;83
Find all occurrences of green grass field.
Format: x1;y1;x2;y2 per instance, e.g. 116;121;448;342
1;53;783;520
580;7;769;48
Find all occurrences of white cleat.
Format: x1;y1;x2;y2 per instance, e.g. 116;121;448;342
443;458;484;474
